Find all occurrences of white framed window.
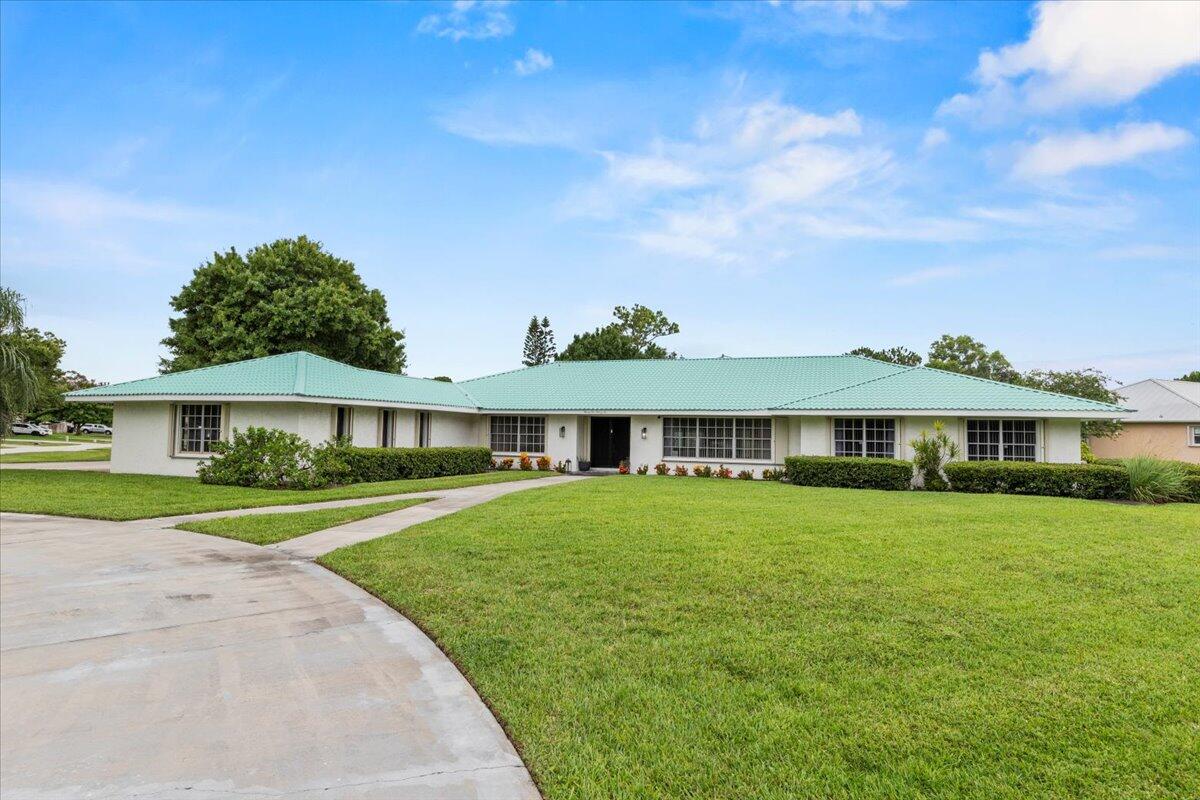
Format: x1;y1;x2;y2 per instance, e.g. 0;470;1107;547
967;419;1037;461
379;409;396;448
834;418;895;458
1189;425;1200;447
178;403;223;454
333;406;354;440
489;415;545;452
661;417;773;461
418;412;432;447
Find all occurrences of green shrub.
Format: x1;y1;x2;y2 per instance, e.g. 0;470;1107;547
784;456;911;491
1122;456;1191;503
1183;474;1200;503
943;461;1129;500
339;446;492;482
198;427;350;489
909;421;959;490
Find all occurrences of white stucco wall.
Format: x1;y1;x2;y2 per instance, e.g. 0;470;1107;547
1044;418;1082;463
430;412;480;447
110;402;199;477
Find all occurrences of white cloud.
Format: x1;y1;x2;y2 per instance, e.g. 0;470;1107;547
727;0;910;41
920;127;948;151
887;265;963;286
964;200;1134;232
417;1;514;42
1;178;218;227
513;48;553;76
602;152;707;190
1095;244;1197;261
941;0;1200;120
1012;122;1192;178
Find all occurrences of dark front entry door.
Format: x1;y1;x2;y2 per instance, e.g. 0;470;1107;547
589;417;631;468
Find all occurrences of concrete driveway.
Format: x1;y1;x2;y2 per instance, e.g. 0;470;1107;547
0;512;540;799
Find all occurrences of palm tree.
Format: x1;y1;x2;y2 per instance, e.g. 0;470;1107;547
0;287;38;431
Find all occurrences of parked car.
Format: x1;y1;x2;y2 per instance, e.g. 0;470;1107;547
79;423;113;435
10;421;51;436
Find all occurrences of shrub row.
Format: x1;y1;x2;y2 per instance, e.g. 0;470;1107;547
784;456;912;491
944;461;1129;500
339;446;493;482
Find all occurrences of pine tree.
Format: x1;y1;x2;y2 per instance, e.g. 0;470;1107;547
522;315;557;366
540;317;557;362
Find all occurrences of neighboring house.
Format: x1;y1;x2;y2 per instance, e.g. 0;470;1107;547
66;351;1126;477
1088;379;1200;463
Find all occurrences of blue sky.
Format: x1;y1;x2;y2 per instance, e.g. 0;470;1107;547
2;0;1197;384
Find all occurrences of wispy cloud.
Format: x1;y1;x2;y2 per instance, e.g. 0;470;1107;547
920;127;948;152
513;48;553;76
721;0;911;42
417;1;514;42
1;178;219;227
940;0;1200;122
1011;122;1192;179
887;265;963;286
1095;243;1198;262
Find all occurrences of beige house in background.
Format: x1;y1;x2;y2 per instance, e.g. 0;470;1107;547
1089;379;1200;463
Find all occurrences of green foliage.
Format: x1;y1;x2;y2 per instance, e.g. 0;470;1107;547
784;455;912;490
432;375;453;382
559;304;679;361
1177;370;1200;382
161;236;405;374
1122;456;1192;503
926;334;1019;382
522;315;557;366
909;421;960;490
339;446;493;482
1020;368;1122;438
944;461;1130;500
0;287;38;430
848;346;922;366
198;427;351;489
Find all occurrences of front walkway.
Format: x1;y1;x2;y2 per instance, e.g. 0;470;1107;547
0;475;580;798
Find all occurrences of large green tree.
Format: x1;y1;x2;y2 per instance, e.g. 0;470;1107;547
1019;368;1123;439
926;334;1019;382
522;316;557;366
847;346;922;366
1178;370;1200;382
161;236;405;373
559;304;680;362
0;287;38;430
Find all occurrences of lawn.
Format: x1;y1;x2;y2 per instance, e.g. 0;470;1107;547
321;476;1200;800
2;434;110;445
0;469;550;520
0;448;111;464
176;496;432;545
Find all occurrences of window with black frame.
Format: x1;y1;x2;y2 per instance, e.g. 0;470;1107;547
834;418;895;458
966;419;1036;461
178;404;222;453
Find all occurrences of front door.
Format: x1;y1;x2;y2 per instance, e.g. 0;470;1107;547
589;417;631;468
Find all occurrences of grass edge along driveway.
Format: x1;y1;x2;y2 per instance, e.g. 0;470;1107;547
176;496;433;545
321;476;1199;800
0;448;111;464
0;469;549;520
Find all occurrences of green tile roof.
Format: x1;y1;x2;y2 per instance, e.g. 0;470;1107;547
67;351;1127;415
66;352;477;409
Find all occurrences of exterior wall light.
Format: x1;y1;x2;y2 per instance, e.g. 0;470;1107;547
641;426;648;439
559;425;567;438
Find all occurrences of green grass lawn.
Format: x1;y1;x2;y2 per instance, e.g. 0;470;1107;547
2;434;110;445
0;469;550;520
0;448;111;464
176;496;432;545
321;476;1199;800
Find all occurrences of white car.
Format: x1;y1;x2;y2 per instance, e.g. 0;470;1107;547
79;423;113;435
10;421;51;436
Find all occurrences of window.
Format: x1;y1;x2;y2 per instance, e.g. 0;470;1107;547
660;417;772;461
1191;425;1200;447
834;418;895;458
967;419;1037;461
178;404;222;453
736;418;772;460
489;415;545;452
380;410;396;447
333;406;354;440
418;412;432;447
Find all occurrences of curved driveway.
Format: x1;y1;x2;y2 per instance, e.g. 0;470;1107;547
0;511;540;799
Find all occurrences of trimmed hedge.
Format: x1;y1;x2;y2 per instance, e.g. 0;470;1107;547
1185;474;1200;503
339;446;493;482
944;461;1129;500
784;456;911;491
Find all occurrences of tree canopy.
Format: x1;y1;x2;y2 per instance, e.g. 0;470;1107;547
522;316;557;366
847;346;922;366
0;287;38;429
1019;368;1122;439
559;304;680;362
1178;370;1200;382
161;236;405;374
926;334;1019;382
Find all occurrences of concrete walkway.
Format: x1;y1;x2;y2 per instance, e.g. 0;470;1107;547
0;475;582;798
0;440;110;455
0;460;110;471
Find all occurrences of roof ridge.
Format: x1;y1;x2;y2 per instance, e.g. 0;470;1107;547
461;354;857;384
293;352;309;394
1152;378;1200;409
777;364;919;407
915;363;1125;410
95;351;298;389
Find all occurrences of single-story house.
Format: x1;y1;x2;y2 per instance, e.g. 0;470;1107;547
66;351;1127;477
1088;379;1200;463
